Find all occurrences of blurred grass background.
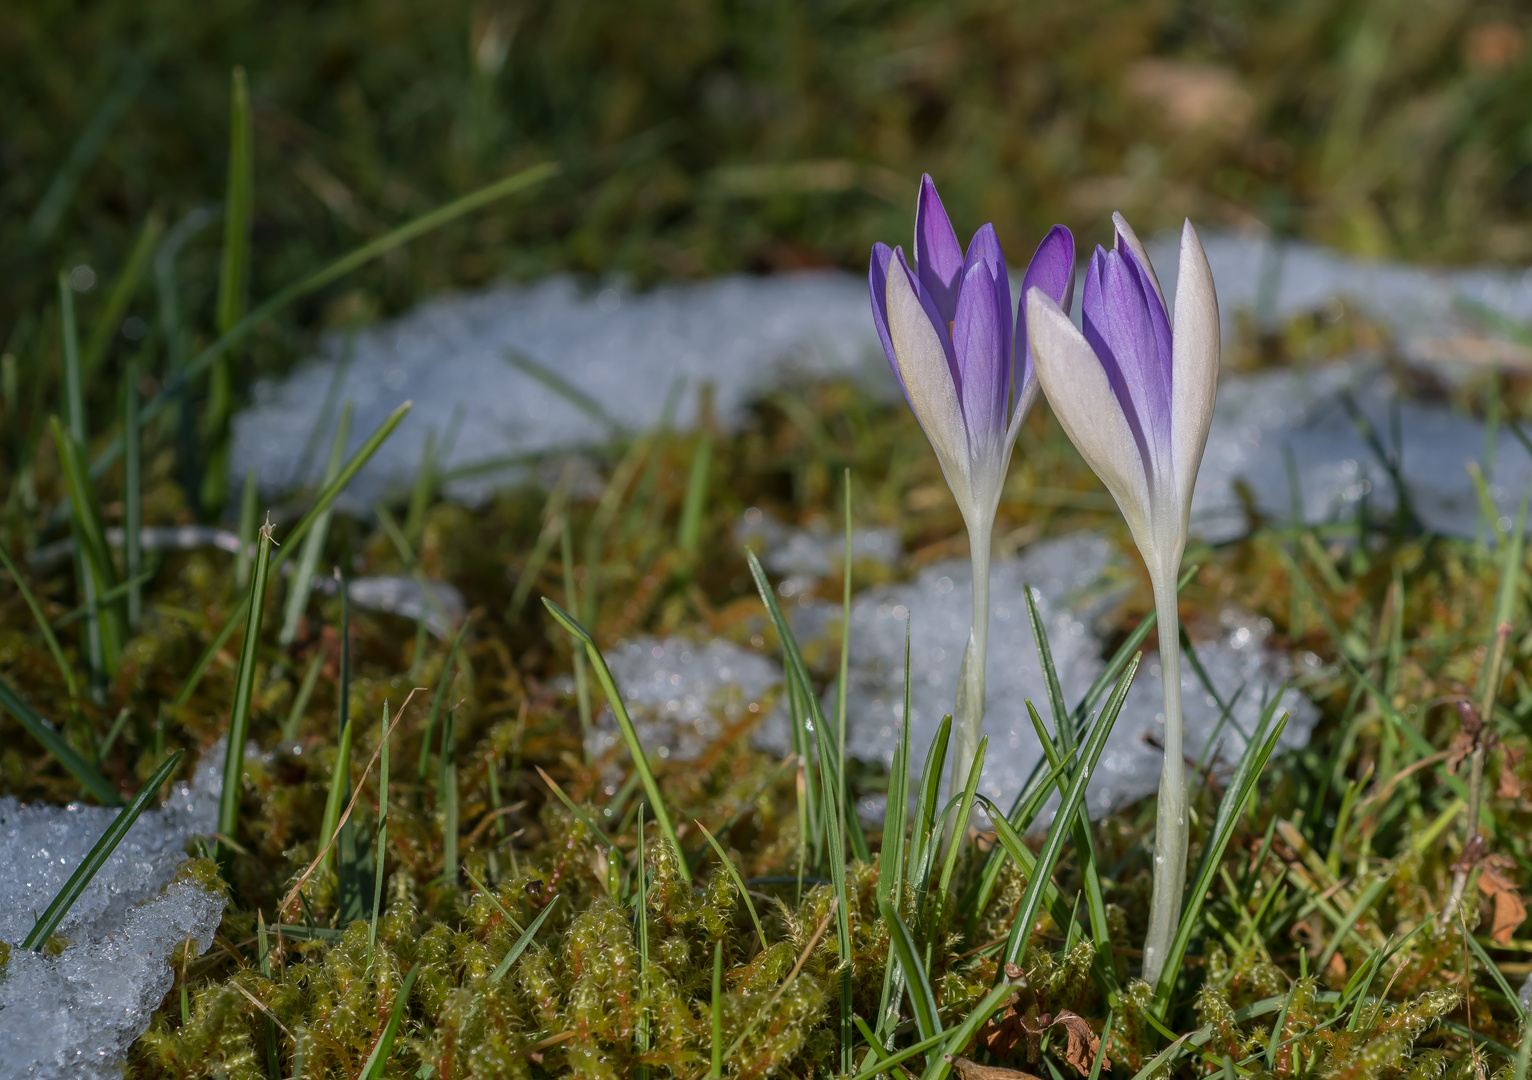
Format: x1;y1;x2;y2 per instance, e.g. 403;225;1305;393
8;0;1532;396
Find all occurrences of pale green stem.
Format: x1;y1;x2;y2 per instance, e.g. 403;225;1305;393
1141;573;1187;986
953;520;992;794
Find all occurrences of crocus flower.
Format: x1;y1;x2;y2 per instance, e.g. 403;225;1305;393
1024;213;1218;986
870;174;1075;788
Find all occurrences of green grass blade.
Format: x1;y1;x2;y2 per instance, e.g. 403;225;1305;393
438;708;458;883
174;401;410;707
0;676;119;805
1003;653;1139;970
838;470;871;864
0;544;78;699
279;402;352;645
81;212;164;377
319;705;355;873
24;749;182;949
416;616;470;790
710;939;724;1078
358;961;420;1080
281;651;324;743
368;700;390;963
542;597;689;881
504;348;625;437
874;616;914;1044
922;981;1016;1080
488;894;562;983
87;164;556;482
235;467;258;590
1466;930;1526;1024
216;67;253;337
123;355;144;627
846;1030;949;1080
878;895;942;1042
928;737;985;961
1153;701;1289;1014
678;433;712;557
907;715;951;894
217;519;272;864
697;822;768;951
404;426;438;548
535;765;619;852
1129;1031;1192;1080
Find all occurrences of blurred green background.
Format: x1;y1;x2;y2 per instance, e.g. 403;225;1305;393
5;0;1532;413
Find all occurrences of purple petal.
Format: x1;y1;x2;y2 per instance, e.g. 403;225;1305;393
914;174;964;324
962;224;1013;427
1081;246;1174;484
869;242;901;393
1015;224;1074;405
952;258;1007;450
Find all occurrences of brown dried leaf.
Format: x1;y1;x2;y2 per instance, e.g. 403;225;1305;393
945;1056;1043;1080
1499;746;1525;800
1054;1012;1108;1075
1478;856;1528;944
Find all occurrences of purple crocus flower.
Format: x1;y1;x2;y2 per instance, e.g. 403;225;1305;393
869;174;1075;787
1024;212;1219;988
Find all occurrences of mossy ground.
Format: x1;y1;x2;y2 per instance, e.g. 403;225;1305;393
4;1;1532;1075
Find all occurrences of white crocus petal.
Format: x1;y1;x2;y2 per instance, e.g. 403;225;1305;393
1169;219;1220;525
887;262;973;508
1111;211;1165;312
1027;288;1153;546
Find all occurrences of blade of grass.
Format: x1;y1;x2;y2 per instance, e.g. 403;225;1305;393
257;911;279;1076
124;354;144;627
542;598;689;881
558;520;593;753
404;426;438;548
368;701;390;965
235;468;258;590
927;737;985;967
90;164;557;481
438;708;459;884
837;469;871;863
925;982;1017;1080
1003;654;1139;972
81;212;164;377
697;822;768;952
1023;581;1118;994
279;402;352;645
742;546;853;1068
217;67;253;334
488;894;562;983
635;804;651;1076
0;677;118;804
24;749;183;948
879;896;942;1041
96;706;131;764
874;617;914;1046
280;651;324;743
710;939;724;1079
357;961;420;1080
415;616;470;793
175;401;411;707
504;348;624;438
906;715;951;899
217;518;272;865
0;544;78;699
534;765;620;852
677;433;712;558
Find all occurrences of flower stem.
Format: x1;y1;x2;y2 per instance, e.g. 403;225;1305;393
1142;576;1187;987
954;523;991;794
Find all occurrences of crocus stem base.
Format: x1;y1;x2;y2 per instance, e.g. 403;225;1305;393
1141;576;1187;988
952;524;991;795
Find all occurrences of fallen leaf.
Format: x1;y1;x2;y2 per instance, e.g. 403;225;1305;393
1054;1011;1108;1075
945;1056;1043;1080
1478;856;1528;944
1499;746;1525;800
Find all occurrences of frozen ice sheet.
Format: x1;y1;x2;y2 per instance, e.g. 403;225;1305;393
594;534;1315;817
233;273;888;506
589;637;785;764
0;742;228;1080
1191;359;1532;542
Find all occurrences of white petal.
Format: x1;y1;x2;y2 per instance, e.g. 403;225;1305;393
1112;211;1165;311
887;260;972;503
1027;288;1154;547
1170;219;1219;520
